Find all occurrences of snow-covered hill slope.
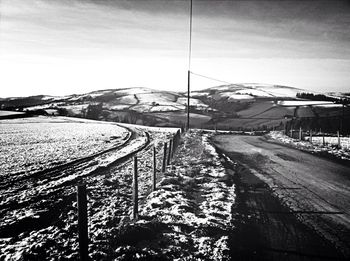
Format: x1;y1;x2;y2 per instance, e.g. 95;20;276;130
192;83;308;100
1;84;348;129
2;87;210;114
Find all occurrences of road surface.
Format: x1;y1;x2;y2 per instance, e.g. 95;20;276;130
213;135;350;259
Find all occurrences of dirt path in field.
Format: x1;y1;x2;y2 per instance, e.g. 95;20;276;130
213;134;349;260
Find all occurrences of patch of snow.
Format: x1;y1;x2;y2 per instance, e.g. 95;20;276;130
278;100;335;106
314;104;343;108
137;93;176;105
268;131;350;161
105;104;131;110
0;111;25;116
114;87;153;95
219;92;254;101
149;105;184;112
235;89;274;97
115;95;138;105
177;97;209;107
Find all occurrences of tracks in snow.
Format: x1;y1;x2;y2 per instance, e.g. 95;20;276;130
0;127;150;237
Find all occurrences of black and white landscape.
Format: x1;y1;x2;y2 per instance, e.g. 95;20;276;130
1;0;350;260
1;84;349;260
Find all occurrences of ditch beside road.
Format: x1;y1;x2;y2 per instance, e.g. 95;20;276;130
213;134;350;260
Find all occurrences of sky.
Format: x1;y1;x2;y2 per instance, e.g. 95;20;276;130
0;0;349;97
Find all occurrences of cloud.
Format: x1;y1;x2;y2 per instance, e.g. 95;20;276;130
0;0;189;58
0;0;349;96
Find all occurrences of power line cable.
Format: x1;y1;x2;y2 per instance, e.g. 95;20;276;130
190;71;234;85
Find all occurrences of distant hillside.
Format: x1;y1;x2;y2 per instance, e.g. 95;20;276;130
1;85;349;133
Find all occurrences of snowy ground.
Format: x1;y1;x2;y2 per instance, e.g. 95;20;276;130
113;130;236;260
307;136;350;150
0;117;178;260
0;117;130;176
0;110;26;117
267;131;350;161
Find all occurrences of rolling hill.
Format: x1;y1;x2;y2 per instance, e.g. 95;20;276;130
1;84;349;133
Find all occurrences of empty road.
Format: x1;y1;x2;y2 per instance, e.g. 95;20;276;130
213;135;350;259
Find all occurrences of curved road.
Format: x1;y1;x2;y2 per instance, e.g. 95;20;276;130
213;135;350;258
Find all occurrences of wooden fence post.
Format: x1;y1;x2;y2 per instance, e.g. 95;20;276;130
284;122;286;135
152;146;156;191
167;139;172;165
133;156;138;220
171;137;175;158
77;184;88;261
176;133;179;148
299;127;302;141
162;143;167;172
337;131;341;148
174;131;179;150
323;134;325;146
309;130;312;144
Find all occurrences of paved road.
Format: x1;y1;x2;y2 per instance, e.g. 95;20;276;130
213;135;350;258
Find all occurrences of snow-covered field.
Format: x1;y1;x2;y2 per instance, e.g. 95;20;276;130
268;131;350;161
0;110;25;117
194;83;308;98
306;136;350;150
0;116;180;260
277;100;336;106
0;117;130;176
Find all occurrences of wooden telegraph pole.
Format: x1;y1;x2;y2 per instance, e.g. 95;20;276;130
186;0;193;131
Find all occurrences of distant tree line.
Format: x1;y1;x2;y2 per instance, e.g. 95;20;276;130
296;92;350;104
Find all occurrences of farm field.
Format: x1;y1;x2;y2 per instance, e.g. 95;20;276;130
0;111;25;117
0;116;179;260
309;136;350;149
0;117;130;177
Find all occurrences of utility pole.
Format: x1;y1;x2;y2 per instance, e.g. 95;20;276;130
186;0;193;131
341;100;345;135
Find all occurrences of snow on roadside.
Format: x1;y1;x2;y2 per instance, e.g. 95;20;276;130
267;131;350;161
113;130;235;260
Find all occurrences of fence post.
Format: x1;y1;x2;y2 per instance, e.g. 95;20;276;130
152;146;156;191
171;137;176;159
133;156;138;220
174;131;180;150
323;134;325;146
77;184;88;261
172;135;176;153
176;132;179;149
167;139;172;165
337;131;341;148
162;143;167;172
299;127;302;141
309;130;312;144
290;129;293;138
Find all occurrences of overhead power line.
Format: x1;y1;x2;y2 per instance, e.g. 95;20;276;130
190;71;233;85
